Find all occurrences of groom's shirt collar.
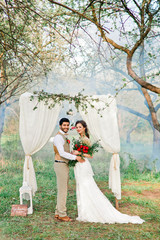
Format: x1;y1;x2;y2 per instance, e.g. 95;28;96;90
59;129;68;136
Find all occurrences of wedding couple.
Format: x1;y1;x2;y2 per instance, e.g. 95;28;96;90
53;118;144;224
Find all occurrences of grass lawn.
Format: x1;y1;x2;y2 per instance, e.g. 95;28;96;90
0;141;160;240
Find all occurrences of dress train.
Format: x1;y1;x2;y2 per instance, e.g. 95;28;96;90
74;159;145;224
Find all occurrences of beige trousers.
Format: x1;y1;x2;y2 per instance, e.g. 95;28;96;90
54;162;69;217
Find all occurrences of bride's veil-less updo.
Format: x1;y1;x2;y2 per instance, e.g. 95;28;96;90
75;120;90;138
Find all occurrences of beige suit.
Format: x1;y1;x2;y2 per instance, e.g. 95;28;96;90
53;132;70;217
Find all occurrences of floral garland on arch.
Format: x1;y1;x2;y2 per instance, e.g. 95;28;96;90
30;90;109;116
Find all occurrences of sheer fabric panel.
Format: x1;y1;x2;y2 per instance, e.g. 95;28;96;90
19;92;61;199
79;95;121;199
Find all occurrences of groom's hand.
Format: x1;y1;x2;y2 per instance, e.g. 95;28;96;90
72;150;79;155
76;156;85;163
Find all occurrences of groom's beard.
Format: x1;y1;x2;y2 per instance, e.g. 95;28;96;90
60;126;69;133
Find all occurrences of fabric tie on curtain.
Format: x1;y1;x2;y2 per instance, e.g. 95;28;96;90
113;153;117;170
23;155;37;200
26;155;31;169
109;153;121;199
79;95;121;199
19;92;61;200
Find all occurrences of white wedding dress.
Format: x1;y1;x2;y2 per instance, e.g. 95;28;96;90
74;158;145;224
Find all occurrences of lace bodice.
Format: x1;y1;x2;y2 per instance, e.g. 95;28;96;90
80;136;91;146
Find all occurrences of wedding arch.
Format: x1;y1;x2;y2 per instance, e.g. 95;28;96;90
19;91;121;214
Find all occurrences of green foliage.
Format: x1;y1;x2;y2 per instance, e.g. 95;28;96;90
120;152;160;183
0;0;68;104
120;154;140;180
30;90;107;116
1;136;23;161
46;0;160;101
1;136;160;239
0;152;160;240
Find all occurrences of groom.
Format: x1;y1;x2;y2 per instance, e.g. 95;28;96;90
53;118;84;222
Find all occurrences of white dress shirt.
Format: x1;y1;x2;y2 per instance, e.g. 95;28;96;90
53;129;76;161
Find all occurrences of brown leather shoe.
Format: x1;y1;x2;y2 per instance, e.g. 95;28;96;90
58;216;73;222
54;215;59;219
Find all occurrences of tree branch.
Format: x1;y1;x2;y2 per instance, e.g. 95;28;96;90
155;104;160;113
48;0;110;34
127;55;160;93
120;0;141;28
47;0;160;94
133;0;141;11
117;104;149;121
141;87;160;131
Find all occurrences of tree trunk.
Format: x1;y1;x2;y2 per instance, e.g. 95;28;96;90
139;42;160;171
151;127;160;171
0;103;6;148
126;118;139;143
127;55;160;94
0;52;6;157
0;103;6;167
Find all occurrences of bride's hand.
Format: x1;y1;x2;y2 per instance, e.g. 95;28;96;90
72;150;79;155
83;153;93;159
76;156;85;163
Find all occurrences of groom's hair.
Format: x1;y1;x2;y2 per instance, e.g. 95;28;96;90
59;118;70;125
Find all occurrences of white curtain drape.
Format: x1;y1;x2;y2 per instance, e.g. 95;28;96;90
19;92;61;199
79;95;121;199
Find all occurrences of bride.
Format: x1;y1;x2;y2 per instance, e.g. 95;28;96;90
73;120;145;224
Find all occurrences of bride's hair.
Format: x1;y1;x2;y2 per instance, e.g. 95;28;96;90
75;120;90;138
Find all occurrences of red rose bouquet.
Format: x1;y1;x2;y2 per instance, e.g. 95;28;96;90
68;138;100;167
